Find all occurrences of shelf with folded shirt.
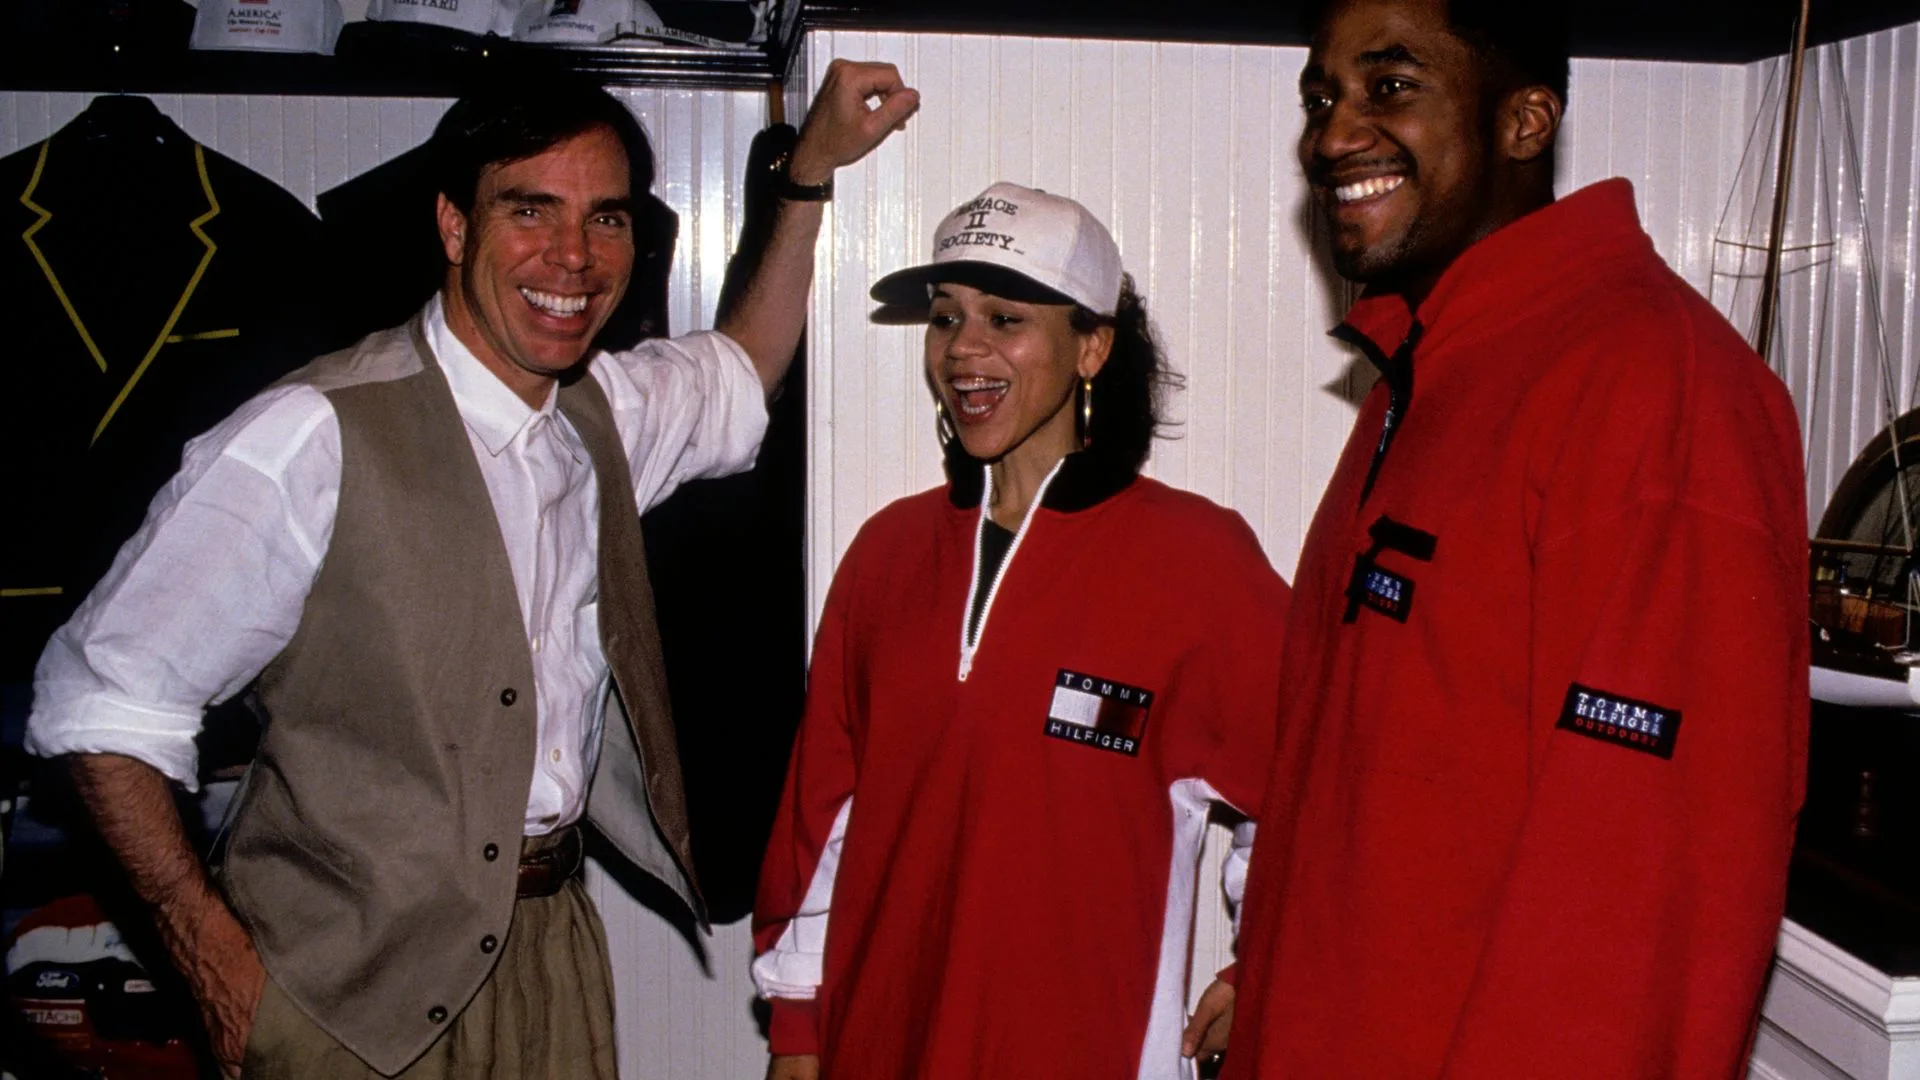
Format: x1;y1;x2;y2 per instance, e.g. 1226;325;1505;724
0;11;799;96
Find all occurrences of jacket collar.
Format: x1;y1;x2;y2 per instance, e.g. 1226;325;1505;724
1338;178;1655;360
943;439;1137;513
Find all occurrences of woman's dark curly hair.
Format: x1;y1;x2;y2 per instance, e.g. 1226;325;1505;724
1067;274;1183;476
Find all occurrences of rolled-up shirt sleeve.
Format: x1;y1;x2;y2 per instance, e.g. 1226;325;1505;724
27;385;342;789
591;329;769;513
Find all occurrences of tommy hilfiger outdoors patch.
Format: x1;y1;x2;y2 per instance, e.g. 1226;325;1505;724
1044;669;1153;757
1557;683;1681;759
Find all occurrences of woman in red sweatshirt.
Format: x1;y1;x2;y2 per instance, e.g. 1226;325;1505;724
751;183;1291;1080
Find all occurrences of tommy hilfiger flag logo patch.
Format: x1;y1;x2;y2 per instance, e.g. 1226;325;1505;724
1357;566;1413;621
1557;683;1681;759
1045;669;1153;757
1343;515;1437;624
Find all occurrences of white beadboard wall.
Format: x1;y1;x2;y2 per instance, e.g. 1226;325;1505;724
798;33;1751;612
797;29;1755;1028
1722;24;1920;526
6;17;1915;1078
0;85;772;1080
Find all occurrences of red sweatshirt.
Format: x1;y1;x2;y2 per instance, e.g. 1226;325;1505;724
1224;180;1808;1080
754;462;1290;1079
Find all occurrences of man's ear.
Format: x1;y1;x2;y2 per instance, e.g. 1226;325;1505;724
435;193;469;265
1502;85;1563;165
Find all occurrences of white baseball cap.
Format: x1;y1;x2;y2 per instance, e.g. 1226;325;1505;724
870;182;1124;317
514;0;744;47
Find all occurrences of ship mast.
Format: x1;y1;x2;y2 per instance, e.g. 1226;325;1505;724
1753;0;1814;362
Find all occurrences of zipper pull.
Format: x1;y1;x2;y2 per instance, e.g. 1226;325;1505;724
958;651;973;681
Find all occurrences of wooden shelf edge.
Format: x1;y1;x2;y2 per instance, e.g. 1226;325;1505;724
0;34;792;97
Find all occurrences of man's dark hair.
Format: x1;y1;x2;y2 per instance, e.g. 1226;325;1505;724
1446;0;1569;107
1302;0;1570;107
429;72;656;214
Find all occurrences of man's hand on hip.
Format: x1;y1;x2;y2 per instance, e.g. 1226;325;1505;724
65;754;267;1077
787;59;920;185
185;896;268;1077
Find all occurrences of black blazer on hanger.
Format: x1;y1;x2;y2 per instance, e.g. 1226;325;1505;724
0;95;335;681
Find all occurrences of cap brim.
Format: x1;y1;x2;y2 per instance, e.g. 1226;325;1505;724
869;261;1081;312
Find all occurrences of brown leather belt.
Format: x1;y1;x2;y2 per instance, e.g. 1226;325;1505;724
517;826;583;899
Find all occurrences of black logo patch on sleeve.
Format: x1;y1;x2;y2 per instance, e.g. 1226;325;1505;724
1044;669;1153;757
1557;683;1681;759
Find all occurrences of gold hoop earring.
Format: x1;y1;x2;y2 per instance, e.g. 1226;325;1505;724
935;398;957;445
1080;377;1094;449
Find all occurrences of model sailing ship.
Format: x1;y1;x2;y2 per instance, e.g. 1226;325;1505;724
1809;420;1920;679
1715;0;1920;982
1710;0;1920;687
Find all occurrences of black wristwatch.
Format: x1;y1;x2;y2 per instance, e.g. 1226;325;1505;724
769;150;834;202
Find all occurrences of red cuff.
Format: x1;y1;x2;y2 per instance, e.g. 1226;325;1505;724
768;997;821;1056
1214;962;1238;986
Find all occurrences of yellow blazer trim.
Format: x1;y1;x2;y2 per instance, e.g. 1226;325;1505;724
95;144;224;445
168;328;240;343
17;139;226;444
2;587;65;598
20;141;108;373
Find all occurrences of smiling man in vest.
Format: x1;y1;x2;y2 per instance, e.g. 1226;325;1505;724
1197;1;1810;1077
26;62;917;1079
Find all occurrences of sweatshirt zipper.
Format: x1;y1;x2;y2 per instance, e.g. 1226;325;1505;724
1330;320;1423;505
958;459;1064;681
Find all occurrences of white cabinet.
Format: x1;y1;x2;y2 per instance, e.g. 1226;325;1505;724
1751;921;1920;1080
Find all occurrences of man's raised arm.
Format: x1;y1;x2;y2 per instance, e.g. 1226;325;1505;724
716;59;919;397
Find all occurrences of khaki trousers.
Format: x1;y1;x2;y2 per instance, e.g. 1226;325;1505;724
242;877;617;1080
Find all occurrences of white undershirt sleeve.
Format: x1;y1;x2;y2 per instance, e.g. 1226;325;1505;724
1224;818;1257;938
26;385;342;789
751;796;852;1001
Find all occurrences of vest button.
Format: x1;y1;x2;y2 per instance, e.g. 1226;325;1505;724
500;687;518;706
480;935;498;954
483;843;500;861
427;1005;448;1024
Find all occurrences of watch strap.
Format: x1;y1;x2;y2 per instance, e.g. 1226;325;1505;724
770;150;833;202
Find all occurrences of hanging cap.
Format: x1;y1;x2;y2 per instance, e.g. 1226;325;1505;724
870;182;1124;317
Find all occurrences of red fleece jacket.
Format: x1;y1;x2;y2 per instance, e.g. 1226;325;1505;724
755;473;1289;1079
1224;180;1808;1080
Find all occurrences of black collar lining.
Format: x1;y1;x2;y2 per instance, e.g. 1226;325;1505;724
943;440;1136;512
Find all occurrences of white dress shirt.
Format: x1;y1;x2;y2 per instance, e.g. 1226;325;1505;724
28;296;767;834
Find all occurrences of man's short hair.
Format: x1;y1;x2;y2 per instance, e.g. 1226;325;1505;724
1446;0;1569;107
1303;0;1571;107
429;73;656;214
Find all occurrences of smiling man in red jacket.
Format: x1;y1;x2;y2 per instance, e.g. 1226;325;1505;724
1204;0;1811;1076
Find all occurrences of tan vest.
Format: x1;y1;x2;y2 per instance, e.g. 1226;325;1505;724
219;315;701;1075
